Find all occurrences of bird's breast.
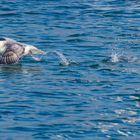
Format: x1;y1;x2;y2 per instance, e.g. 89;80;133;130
0;42;6;54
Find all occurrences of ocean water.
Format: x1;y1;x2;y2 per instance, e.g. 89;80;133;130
0;0;140;139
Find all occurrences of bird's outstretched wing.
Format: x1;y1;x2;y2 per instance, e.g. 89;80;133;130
0;43;25;64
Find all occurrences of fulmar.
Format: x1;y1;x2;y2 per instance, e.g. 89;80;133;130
0;37;45;64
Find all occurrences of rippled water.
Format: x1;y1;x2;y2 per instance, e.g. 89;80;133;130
0;0;140;139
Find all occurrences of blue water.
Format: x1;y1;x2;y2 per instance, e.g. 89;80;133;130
0;0;140;139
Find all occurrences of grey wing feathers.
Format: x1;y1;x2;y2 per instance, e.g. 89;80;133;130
9;43;25;57
0;51;19;64
0;43;25;64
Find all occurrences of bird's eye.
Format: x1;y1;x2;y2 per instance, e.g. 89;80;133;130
0;38;6;41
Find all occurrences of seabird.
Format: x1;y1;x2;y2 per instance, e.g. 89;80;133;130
0;37;45;64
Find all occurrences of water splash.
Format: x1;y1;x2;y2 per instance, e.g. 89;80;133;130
110;52;120;63
53;51;70;66
31;50;72;66
110;47;140;64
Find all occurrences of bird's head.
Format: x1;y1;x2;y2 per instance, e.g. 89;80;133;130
24;45;45;55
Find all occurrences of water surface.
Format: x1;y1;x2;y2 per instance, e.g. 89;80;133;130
0;0;140;139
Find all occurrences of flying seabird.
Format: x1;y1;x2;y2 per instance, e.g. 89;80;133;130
0;37;45;64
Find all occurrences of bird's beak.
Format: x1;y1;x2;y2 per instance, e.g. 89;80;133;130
30;48;46;55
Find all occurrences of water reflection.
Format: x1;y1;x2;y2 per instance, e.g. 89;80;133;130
0;63;42;74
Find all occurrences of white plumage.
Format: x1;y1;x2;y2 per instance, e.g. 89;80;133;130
0;37;45;64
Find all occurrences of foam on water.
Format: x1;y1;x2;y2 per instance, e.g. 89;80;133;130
110;47;140;64
110;52;120;63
